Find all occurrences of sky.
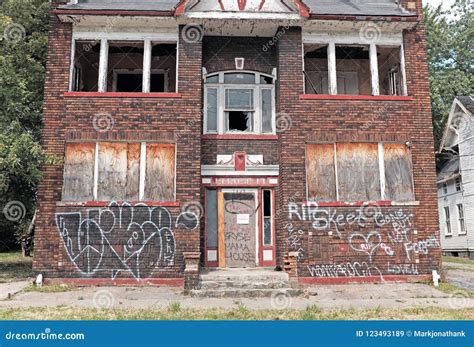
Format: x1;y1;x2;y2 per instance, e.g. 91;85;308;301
422;0;456;10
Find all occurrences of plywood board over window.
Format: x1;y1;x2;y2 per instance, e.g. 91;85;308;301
306;144;336;201
63;143;95;201
336;143;381;201
97;143;140;201
384;143;415;201
144;144;175;201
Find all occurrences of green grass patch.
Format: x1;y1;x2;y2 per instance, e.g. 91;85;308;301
443;256;474;266
23;284;72;293
437;283;474;298
0;251;34;283
0;306;472;320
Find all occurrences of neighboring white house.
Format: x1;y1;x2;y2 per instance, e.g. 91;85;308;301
437;96;474;259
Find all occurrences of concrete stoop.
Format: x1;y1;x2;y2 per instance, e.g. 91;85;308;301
190;268;302;298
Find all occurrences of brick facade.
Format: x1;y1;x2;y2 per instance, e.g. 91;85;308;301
35;0;440;286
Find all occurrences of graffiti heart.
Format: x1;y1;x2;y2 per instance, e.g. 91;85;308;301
55;201;199;280
348;231;381;262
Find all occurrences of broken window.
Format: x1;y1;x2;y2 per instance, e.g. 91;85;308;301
204;71;274;134
304;44;329;94
225;89;254;132
107;41;144;92
62;142;175;202
306;142;415;202
71;40;101;92
378;46;403;96
335;45;372;95
263;190;273;246
150;43;176;92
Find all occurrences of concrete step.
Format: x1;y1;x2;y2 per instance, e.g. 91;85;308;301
199;280;290;290
199;269;289;282
190;288;302;298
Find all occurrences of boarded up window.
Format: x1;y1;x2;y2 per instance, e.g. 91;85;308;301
62;143;95;201
144;144;175;201
97;143;140;201
336;143;381;201
306;144;336;201
384;143;415;201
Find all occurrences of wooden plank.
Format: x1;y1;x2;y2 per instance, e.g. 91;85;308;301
383;143;415;201
97;142;140;201
306;144;337;201
218;191;225;268
62;143;95;201
336;143;381;201
144;143;175;201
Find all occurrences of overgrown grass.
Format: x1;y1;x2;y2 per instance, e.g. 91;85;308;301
23;284;72;293
0;306;472;320
443;256;474;266
437;283;474;298
0;251;34;283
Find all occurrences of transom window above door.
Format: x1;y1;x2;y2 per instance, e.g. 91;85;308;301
204;71;275;135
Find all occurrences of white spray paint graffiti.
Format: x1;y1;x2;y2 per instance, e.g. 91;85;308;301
285;222;305;260
347;231;381;262
387;262;419;275
56;201;199;280
307;262;384;281
404;237;440;261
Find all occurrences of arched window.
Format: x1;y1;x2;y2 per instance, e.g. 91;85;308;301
204;71;275;135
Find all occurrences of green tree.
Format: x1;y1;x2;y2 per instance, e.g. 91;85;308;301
424;0;474;147
0;0;50;251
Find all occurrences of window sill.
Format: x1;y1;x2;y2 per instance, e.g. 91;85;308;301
305;200;420;207
202;134;279;140
57;201;180;207
299;94;413;101
64;92;182;98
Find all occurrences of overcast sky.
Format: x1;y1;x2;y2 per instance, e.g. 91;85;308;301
422;0;456;10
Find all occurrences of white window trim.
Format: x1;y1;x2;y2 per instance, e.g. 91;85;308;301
302;33;407;96
306;142;416;203
457;204;467;235
203;71;276;135
69;35;178;93
444;206;452;236
262;189;274;247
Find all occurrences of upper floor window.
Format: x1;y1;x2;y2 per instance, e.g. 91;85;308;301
303;41;406;96
70;39;177;93
455;176;462;191
204;71;275;135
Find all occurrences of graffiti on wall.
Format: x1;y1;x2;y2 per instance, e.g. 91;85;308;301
56;201;199;280
288;203;440;279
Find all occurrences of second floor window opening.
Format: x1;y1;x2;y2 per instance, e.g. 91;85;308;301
204;71;275;135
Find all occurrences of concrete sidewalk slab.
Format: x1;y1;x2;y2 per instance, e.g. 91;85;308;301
0;281;29;300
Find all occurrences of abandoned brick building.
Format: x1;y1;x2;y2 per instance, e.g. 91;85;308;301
35;0;441;290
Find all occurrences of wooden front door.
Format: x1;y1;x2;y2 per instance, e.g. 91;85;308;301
221;191;257;268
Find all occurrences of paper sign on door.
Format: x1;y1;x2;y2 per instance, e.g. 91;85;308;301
237;214;250;225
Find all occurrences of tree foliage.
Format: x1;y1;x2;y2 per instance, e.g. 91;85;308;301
424;0;474;147
0;0;50;251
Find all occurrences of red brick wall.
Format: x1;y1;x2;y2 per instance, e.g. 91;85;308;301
34;14;203;280
202;140;279;165
275;25;440;280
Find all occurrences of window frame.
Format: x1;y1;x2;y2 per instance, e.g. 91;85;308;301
111;69;169;93
457;203;466;235
455;177;462;192
203;71;276;135
444;206;452;236
69;34;178;93
62;141;176;202
302;32;408;97
305;142;416;203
